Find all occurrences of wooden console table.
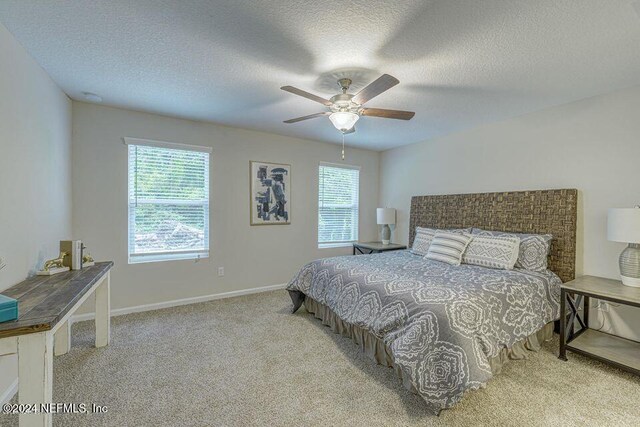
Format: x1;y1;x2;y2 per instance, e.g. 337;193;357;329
0;261;113;427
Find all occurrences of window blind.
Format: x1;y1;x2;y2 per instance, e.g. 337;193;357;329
318;163;360;247
127;142;210;263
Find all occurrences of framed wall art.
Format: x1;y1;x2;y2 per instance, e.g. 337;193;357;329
250;161;291;225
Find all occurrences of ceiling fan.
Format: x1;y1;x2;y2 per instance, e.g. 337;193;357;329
281;74;415;134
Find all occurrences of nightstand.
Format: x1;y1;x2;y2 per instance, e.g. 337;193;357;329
352;242;406;255
559;275;640;375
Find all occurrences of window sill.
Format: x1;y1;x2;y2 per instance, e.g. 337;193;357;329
129;251;209;264
318;242;355;249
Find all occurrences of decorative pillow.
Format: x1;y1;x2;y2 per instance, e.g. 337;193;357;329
472;228;553;271
462;235;520;270
411;227;472;256
411;227;436;256
424;232;473;266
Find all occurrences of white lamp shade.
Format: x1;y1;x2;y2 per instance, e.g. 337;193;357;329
377;208;396;225
608;208;640;243
329;112;359;131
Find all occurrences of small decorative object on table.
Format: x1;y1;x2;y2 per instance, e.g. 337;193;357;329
0;294;18;323
60;240;84;270
83;252;95;267
377;207;396;245
37;251;70;276
608;207;640;287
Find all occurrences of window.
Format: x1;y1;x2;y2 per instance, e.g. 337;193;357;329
318;163;360;248
125;138;211;263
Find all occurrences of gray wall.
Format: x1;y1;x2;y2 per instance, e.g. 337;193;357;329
0;24;72;401
71;102;380;311
379;85;640;341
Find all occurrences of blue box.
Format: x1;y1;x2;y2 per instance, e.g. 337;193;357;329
0;294;18;323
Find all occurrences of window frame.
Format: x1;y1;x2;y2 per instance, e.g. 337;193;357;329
124;137;212;264
317;161;361;249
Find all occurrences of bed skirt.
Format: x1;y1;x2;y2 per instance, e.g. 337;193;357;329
301;295;554;395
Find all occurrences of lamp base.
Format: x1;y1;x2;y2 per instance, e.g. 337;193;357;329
621;275;640;287
381;224;391;245
619;244;640;287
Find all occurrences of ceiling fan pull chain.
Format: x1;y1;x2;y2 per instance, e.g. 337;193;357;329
341;133;345;160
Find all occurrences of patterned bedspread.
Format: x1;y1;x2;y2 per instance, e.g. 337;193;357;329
286;250;561;412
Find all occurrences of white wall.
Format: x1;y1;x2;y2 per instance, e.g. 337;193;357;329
0;23;72;400
71;102;380;312
3;11;638;401
380;85;640;341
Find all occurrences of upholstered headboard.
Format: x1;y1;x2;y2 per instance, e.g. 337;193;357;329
409;189;578;282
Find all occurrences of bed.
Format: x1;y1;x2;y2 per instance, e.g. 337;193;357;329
287;189;578;413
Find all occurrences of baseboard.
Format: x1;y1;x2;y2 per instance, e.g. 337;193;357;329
0;378;18;405
72;283;287;323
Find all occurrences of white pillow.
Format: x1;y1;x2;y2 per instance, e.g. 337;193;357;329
411;227;472;256
424;232;472;266
462;235;520;270
411;227;436;256
472;229;552;271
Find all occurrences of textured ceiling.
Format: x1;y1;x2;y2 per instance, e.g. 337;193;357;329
1;0;640;151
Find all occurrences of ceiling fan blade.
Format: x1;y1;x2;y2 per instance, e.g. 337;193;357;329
352;74;400;105
361;108;415;120
281;86;333;106
283;112;330;123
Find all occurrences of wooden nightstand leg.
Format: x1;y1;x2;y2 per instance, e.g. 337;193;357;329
566;294;586;333
584;296;590;328
559;289;567;361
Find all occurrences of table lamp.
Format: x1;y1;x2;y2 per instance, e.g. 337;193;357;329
608;207;640;287
377;208;396;245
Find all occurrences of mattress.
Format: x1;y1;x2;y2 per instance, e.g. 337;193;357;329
286;250;561;413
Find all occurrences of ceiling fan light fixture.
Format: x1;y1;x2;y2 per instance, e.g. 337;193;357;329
281;74;414;133
329;111;359;132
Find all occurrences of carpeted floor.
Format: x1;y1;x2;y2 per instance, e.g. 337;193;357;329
1;290;639;426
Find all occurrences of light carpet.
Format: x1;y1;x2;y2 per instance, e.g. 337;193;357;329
1;290;639;426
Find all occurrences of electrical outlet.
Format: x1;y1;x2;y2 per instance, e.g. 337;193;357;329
218;267;224;277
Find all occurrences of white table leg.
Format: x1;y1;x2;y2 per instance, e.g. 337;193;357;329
95;271;111;347
0;336;17;356
18;332;53;427
53;320;71;356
